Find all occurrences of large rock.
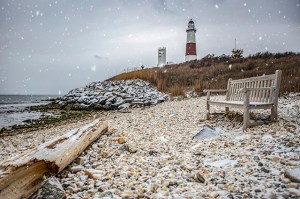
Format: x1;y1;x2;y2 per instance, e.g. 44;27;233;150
30;177;66;199
192;124;218;140
285;167;300;183
56;79;167;110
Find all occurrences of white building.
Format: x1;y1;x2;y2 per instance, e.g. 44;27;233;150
158;47;166;67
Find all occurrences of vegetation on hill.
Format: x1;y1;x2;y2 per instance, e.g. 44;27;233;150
109;52;300;96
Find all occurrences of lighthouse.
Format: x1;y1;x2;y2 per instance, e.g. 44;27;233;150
185;19;197;61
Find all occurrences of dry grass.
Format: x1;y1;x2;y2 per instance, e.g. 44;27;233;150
109;52;300;96
170;84;185;97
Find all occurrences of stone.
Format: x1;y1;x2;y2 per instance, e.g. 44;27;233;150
285;183;299;189
98;191;113;198
261;167;270;173
84;169;103;180
284;167;300;183
76;157;85;165
209;192;219;198
287;188;300;196
30;177;66;199
100;151;109;158
117;137;126;144
192;124;219;140
195;172;205;183
70;165;84;173
119;144;137;153
150;183;159;193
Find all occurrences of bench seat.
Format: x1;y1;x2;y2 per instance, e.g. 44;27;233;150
208;100;273;109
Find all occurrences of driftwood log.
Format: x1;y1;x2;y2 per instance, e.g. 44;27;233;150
0;119;108;199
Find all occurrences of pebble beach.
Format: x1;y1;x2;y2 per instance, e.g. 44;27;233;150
1;94;299;198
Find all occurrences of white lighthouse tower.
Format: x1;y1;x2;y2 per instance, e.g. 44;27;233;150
185;19;197;61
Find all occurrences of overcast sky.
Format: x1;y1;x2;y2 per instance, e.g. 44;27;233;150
0;0;299;95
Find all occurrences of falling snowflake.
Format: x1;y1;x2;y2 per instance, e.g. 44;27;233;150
215;4;219;9
58;90;61;95
36;11;39;16
244;3;247;6
248;9;251;12
259;36;262;40
91;65;96;72
68;73;72;77
229;64;232;69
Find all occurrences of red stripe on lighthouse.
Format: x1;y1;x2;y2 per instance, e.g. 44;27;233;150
186;43;196;55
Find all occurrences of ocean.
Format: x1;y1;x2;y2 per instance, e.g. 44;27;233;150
0;95;60;129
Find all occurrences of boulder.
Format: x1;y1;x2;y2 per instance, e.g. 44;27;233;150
192;124;218;140
285;167;300;183
30;177;66;199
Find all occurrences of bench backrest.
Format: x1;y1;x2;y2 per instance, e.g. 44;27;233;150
226;70;282;103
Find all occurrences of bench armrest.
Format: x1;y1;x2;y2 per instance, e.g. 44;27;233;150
203;89;227;93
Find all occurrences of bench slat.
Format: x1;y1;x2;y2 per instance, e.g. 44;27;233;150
208;100;273;109
230;74;275;83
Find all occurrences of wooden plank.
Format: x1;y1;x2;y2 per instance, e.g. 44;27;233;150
230;83;235;101
208;100;273;107
258;81;262;102
262;80;266;102
206;91;210;119
203;89;227;93
253;81;258;102
250;81;254;102
243;90;250;130
0;119;108;199
225;78;232;101
271;70;282;121
231;74;275;84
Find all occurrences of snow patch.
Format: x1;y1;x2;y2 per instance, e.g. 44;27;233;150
205;159;238;168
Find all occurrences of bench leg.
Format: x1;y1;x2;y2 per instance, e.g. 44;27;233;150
206;105;210;119
271;105;277;122
206;91;210;120
243;108;250;130
225;107;229;114
243;90;250;130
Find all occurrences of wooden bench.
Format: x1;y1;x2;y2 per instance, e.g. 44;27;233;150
204;70;282;130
